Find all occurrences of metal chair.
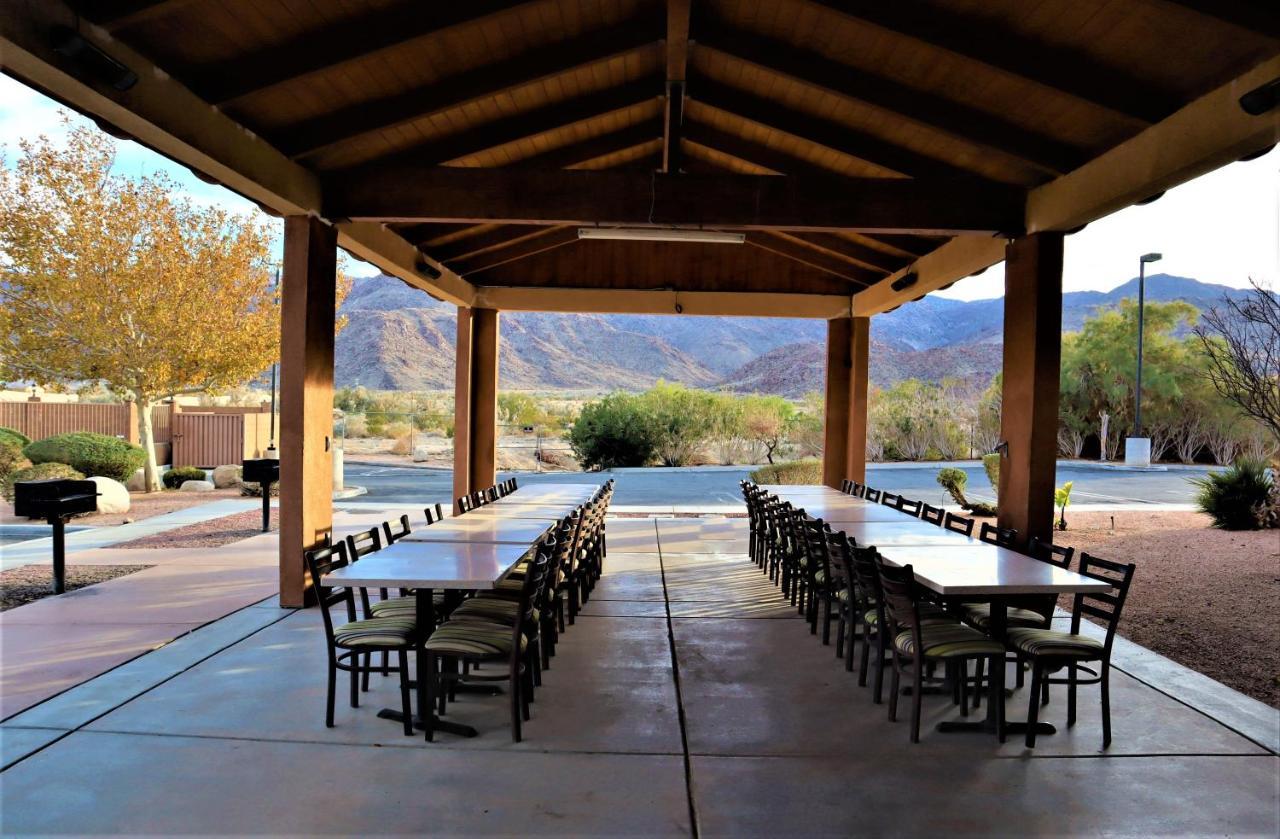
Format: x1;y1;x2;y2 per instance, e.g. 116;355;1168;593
979;522;1017;547
943;512;975;536
895;496;923;516
919;503;945;526
424;502;445;524
382;513;411;545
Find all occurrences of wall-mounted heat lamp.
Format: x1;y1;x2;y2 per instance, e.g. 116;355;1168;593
890;271;918;293
51;26;138;91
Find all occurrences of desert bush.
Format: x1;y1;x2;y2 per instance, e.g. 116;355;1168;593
1191;458;1274;530
24;432;145;482
162;465;207;489
342;414;368;438
238;478;280;498
0;426;31;448
748;459;822;485
982;453;1001;500
390;431;415;455
2;462;85;502
568;392;657;470
935;466;996;517
642;382;720;466
0;436;31;488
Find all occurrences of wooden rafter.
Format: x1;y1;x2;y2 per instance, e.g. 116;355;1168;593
189;3;534;105
278;22;662;159
324;166;1026;234
693;80;989;181
74;0;196;30
744;233;879;286
451;227;579;275
699;26;1087;176
473;287;850;318
513;120;663;170
663;0;692;173
431;225;549;262
333;78;664;173
783;232;909;275
810;1;1182;123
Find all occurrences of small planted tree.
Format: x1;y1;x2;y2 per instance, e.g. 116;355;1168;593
1054;480;1074;530
936;467;996;517
1193;279;1280;446
0;125;278;492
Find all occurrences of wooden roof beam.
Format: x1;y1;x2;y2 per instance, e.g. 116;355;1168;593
279;22;663;159
473;287;851;318
450;227;580;276
512;120;663;170
783;232;910;275
698;26;1087;175
335;78;664;174
73;0;197;31
744;233;879;286
431;225;553;262
692;80;994;181
663;0;692;173
191;3;536;106
1157;1;1280;40
809;1;1182;123
324;167;1026;234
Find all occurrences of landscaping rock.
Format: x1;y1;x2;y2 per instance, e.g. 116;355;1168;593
179;479;215;492
211;464;242;488
412;445;430;462
125;468;147;492
89;476;131;514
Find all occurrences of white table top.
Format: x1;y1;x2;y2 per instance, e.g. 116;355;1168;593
826;520;978;547
759;485;850;497
878;544;1111;596
400;518;553;545
501;483;599;500
324;540;532;590
460;504;575;521
803;504;912;523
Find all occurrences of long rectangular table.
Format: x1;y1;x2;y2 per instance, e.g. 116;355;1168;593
400;517;554;545
324;540;534;738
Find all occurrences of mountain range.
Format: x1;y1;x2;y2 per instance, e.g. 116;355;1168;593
335;273;1248;395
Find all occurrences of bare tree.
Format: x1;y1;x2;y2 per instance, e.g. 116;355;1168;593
1193;279;1280;444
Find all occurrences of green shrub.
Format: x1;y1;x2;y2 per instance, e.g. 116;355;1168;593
0;426;31;448
2;462;85;502
24;432;146;482
162;465;207;489
568;393;657;470
1192;458;1274;530
749;459;823;485
1;436;31;489
935;466;996;516
981;453;1001;500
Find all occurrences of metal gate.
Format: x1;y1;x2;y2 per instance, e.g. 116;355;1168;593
172;413;244;468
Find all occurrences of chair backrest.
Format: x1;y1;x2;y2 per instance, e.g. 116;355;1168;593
863;487;881;503
840;479;854;494
513;544;552;651
303;542;358;644
800;516;833;588
919;503;945;526
424;502;445;524
943;512;974;536
508;477;519;492
457;495;473;513
849;544;884;625
1028;536;1074;569
1070;553;1136;655
486;486;501;503
896;497;922;516
824;528;855;597
469;490;488;507
851;482;866;499
346;526;382;560
873;557;924;648
382;514;411;545
880;492;899;508
979;522;1017;547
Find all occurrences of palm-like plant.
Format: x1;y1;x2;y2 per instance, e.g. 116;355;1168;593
1054;481;1074;530
1191;458;1274;530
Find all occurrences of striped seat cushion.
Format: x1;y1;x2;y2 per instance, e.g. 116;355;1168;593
425;622;525;657
1007;628;1104;658
368;594;442;616
964;604;1048;630
495;577;523;591
894;622;1004;659
451;598;522;623
333;616;416;647
866;608;951;627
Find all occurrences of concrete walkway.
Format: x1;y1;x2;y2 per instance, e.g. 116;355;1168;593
1;516;1275;835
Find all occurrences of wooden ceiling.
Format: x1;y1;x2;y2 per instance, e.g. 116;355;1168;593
57;0;1280;302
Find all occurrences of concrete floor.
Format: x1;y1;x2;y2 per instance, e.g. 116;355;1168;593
2;516;1276;836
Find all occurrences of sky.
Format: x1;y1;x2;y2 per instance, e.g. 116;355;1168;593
1;73;1277;294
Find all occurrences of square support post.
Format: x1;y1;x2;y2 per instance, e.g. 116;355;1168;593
822;317;853;489
846;316;870;484
452;307;499;511
452;307;474;513
469;308;500;492
278;216;337;608
998;232;1064;548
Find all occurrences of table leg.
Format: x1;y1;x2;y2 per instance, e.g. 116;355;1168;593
374;587;478;738
936;597;1055;737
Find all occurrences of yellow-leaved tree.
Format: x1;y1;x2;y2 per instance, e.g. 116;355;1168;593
0;124;280;492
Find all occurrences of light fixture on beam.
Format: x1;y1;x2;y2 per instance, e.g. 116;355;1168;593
577;227;745;244
51;26;138;91
890;271;918;292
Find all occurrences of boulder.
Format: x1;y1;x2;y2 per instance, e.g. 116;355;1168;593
125;468;147;492
89;476;131;514
211;464;242;488
413;445;431;462
179;479;215;492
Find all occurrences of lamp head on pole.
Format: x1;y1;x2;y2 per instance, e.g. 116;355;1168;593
1140;253;1163;264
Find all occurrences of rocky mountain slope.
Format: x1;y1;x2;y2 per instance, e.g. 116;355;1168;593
335;272;1245;394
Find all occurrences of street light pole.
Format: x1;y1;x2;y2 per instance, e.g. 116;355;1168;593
1133;252;1162;437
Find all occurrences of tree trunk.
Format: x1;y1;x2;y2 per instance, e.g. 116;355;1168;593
136;397;161;492
1099;411;1110;462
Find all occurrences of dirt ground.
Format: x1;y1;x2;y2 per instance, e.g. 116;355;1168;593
1053;511;1280;708
115;508;278;550
0;565;151;611
0;487;243;527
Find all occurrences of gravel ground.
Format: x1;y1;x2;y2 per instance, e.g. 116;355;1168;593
0;565;151;611
0;487;244;527
1053;511;1280;708
114;508;278;549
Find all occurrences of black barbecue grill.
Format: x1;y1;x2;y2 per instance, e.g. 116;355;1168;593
13;478;100;594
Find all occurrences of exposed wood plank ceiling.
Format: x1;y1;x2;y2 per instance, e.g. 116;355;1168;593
70;0;1280;299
